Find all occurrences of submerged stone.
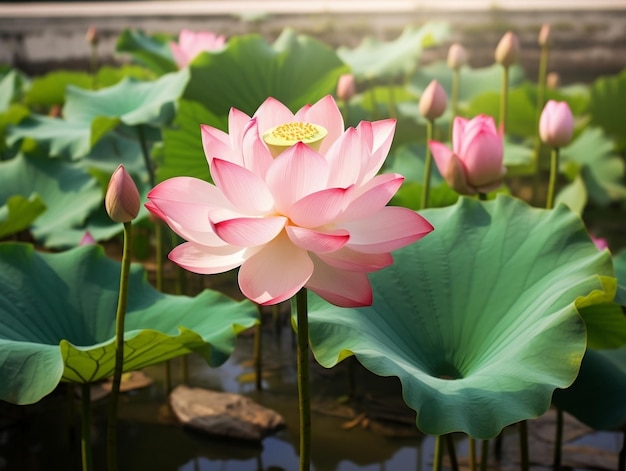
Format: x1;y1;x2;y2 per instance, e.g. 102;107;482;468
169;385;284;441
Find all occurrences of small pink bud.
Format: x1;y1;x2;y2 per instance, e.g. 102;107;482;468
539;100;574;148
538;24;551;47
79;231;96;246
591;235;609;251
447;43;468;70
495;31;520;67
105;164;140;223
85;26;99;46
546;72;560;89
336;74;356;102
419;80;448;121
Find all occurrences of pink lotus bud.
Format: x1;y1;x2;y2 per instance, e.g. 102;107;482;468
419;80;447;121
591;235;609;251
170;29;226;69
105;164;140;223
336;74;356;102
79;231;96;246
495;31;520;67
546;72;560;89
85;26;99;46
539;100;574;148
429;114;506;195
447;43;468;70
538;24;551;47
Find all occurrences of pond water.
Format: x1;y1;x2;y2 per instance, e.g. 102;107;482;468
0;310;622;471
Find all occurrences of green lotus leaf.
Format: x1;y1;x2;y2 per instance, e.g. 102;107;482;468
95;65;156;86
561;127;626;206
0;154;102;246
116;29;178;76
337;23;449;81
0;103;29;160
155;99;226;183
409;62;525;104
588;68;626;149
0;243;258;405
612;249;626;306
307;195;613;438
24;70;93;108
63;69;189;128
552;347;626;430
578;300;626;350
0;194;46;239
0;70;23;112
183;29;348;117
555;175;587;215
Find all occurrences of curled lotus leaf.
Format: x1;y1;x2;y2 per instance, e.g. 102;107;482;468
0;243;258;405
307;195;614;438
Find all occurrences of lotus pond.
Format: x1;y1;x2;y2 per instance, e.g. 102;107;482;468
0;15;625;471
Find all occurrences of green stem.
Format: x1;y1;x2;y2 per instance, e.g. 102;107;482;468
499;65;509;135
546;147;560;209
553;408;563;470
480;440;489;471
445;434;459;471
81;383;93;471
533;44;549;169
449;69;460;142
137;125;155;188
254;306;263;391
89;44;98;89
155;221;163;291
432;435;443;471
468;437;476;471
519;420;529;471
295;288;311;471
107;221;133;471
420;119;435;210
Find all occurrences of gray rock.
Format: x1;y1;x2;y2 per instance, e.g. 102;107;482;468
169;385;284;441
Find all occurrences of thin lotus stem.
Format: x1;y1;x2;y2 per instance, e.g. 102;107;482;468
469;437;476;471
272;303;282;344
478;192;488;201
432;435;444;471
480;440;489;471
449;69;460;142
445;434;459;471
420;119;435;210
89;44;98;89
494;432;503;461
546;147;560;209
499;65;509;135
155;222;163;291
519;420;530;471
137;125;155;188
295;288;311;471
254;305;263;391
553;408;563;470
107;220;133;471
81;383;93;471
533;43;549;167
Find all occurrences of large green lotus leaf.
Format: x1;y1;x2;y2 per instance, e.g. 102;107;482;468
0;243;258;404
555;175;587;215
561;127;626;206
409;62;525;104
183;29;348;117
0;194;46;239
578;300;626;350
552;347;626;430
612;249;626;306
0;154;102;246
24;70;93;108
63;69;189;128
116;29;177;76
307;195;614;438
337;23;449;81
0;70;23;112
588;69;626;149
155;99;226;183
0;103;29;160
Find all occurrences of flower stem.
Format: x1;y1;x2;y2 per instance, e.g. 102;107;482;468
449;69;460;142
519;420;530;471
480;440;489;471
421;119;435;210
553;408;563;469
546;147;560;209
499;65;509;135
432;435;444;471
107;221;133;471
469;437;476;471
445;434;459;471
295;288;311;471
533;43;549;170
80;383;93;471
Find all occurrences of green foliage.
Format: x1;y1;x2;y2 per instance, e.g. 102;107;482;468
307;195;613;438
588;68;626;149
0;243;258;404
116;29;178;76
0;194;46;239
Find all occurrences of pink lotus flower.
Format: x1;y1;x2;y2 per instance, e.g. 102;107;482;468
170;29;226;69
147;96;433;307
539;100;574;148
429;115;506;195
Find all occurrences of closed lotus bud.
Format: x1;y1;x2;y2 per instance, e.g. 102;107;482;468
419;80;448;121
85;26;99;46
79;231;96;246
539;100;574;148
447;43;468;70
546;72;560;89
336;74;356;102
105;164;140;223
495;31;520;67
538;24;551;47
